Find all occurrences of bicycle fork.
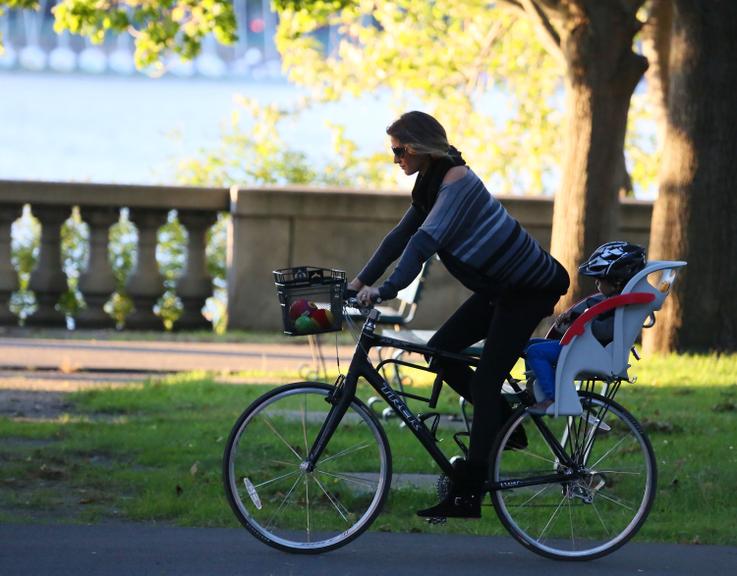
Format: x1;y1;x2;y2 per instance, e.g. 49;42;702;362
302;373;357;472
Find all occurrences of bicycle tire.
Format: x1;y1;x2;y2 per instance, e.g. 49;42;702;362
223;382;392;554
489;391;656;561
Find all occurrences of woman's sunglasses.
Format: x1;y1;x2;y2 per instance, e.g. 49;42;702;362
391;146;408;159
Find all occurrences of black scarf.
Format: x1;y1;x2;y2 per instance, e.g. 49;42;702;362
411;146;466;215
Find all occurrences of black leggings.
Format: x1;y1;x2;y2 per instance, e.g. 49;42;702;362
428;288;564;464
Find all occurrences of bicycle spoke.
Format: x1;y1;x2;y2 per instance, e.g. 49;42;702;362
568;498;575;551
514;448;559;466
596;489;635;511
589;434;632;470
265;472;304;531
314;468;380;489
268;458;302;468
492;393;656;559
261;413;303;462
225;384;391;553
252;468;302;490
302;393;309;456
513;483;554;509
595;469;643;476
312;475;351;522
592;499;612;536
305;475;311;542
318;441;373;464
537;494;567;542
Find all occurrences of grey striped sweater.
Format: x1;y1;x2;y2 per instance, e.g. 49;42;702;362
358;168;562;300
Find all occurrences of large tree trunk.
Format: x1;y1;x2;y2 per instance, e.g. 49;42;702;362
550;3;648;310
643;0;737;353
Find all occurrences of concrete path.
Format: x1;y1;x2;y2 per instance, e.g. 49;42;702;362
1;522;735;576
0;334;364;418
0;336;358;375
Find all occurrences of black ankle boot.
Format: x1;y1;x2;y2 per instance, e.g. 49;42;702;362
416;460;485;519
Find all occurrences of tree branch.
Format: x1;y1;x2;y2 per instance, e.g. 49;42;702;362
465;18;509;93
518;0;566;65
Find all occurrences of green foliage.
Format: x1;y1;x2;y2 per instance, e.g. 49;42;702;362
50;0;237;72
9;206;40;321
203;214;228;334
59;207;89;318
103;211;137;327
154;211;187;330
4;0;661;198
176;95;398;189
274;2;565;194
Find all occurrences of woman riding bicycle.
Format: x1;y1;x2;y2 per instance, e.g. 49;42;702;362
348;111;569;518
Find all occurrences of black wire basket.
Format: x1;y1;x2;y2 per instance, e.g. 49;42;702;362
273;267;346;336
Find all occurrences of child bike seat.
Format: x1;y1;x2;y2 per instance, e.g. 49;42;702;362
533;260;687;417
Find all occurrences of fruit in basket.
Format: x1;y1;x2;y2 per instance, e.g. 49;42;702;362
294;314;320;333
288;299;317;321
311;308;334;329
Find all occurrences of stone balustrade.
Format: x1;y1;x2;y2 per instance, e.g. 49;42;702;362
0;180;229;330
0;180;653;331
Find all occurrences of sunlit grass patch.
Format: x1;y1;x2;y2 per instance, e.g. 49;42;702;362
0;354;735;544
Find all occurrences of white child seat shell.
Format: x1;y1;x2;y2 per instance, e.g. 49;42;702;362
535;260;687;417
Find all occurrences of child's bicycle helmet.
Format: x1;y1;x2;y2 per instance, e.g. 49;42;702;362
578;241;646;283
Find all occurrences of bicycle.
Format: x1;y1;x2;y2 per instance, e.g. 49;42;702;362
223;264;682;560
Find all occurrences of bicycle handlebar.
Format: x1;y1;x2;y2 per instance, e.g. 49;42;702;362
343;287;382;310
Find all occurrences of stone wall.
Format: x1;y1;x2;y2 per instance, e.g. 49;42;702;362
0;179;653;330
228;185;653;330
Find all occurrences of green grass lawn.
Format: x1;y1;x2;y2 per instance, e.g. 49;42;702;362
0;354;735;546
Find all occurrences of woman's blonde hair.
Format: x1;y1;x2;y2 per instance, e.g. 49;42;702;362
386;111;450;159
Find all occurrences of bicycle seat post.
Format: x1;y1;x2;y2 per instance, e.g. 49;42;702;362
428;360;443;409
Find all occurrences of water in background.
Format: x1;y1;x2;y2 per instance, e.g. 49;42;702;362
0;71;394;186
0;0;397;185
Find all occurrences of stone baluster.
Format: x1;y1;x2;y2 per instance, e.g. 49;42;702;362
0;205;23;325
26;205;70;327
76;206;119;328
175;210;218;329
124;208;167;330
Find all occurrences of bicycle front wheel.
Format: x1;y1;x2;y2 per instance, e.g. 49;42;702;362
490;391;656;561
223;382;392;554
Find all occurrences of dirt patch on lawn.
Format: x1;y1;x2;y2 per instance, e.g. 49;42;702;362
0;370;156;420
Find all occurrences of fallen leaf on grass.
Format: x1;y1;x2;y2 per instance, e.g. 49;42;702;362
38;464;65;480
641;419;683;434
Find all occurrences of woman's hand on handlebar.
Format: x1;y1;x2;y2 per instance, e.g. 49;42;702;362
356;286;381;306
344;277;381;307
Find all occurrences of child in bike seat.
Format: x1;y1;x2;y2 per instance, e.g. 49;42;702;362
524;241;647;415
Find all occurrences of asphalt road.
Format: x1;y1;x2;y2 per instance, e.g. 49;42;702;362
1;523;735;576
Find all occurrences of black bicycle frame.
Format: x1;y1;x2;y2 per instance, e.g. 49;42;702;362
305;310;584;489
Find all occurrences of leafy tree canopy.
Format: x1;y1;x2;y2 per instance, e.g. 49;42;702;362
1;0;238;71
0;0;658;196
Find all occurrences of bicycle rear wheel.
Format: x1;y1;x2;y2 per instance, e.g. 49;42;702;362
490;391;656;560
223;382;392;553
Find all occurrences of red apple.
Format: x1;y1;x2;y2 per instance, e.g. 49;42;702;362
288;298;317;321
310;308;335;329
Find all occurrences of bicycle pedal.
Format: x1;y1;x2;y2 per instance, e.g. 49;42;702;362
426;516;447;526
